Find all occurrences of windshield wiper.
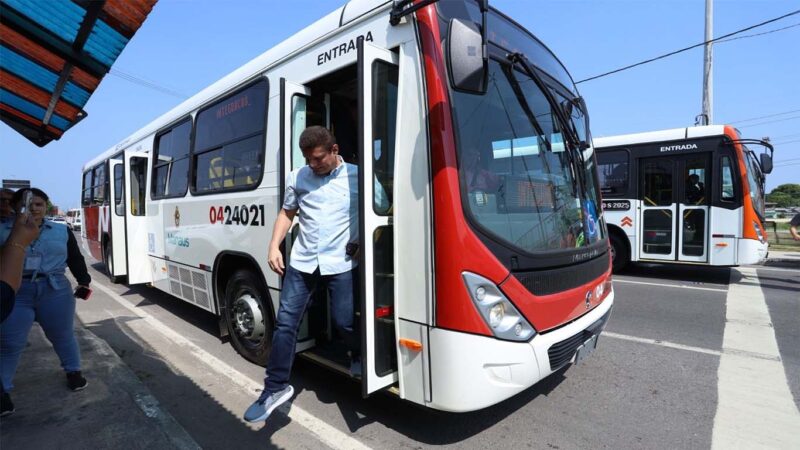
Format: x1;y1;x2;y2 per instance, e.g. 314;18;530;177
506;52;589;198
502;65;581;200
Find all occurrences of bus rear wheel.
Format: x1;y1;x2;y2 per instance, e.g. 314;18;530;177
610;234;629;273
224;270;273;366
104;244;123;284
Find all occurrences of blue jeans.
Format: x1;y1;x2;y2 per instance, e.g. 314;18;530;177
1;275;81;391
264;266;358;394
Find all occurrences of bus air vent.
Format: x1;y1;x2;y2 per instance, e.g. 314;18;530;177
513;253;608;296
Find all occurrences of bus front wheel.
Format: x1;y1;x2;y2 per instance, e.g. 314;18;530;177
224;270;273;366
610;234;629;273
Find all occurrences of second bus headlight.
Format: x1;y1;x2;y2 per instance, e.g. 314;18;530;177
462;272;536;341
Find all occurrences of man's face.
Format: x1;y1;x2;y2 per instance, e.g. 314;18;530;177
0;192;12;217
303;144;339;176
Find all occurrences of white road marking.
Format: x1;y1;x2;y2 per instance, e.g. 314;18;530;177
90;281;372;450
711;268;800;449
603;331;782;362
744;265;800;275
602;331;722;356
612;278;728;292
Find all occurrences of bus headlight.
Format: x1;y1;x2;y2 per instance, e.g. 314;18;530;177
462;272;536;341
753;221;765;243
488;303;505;328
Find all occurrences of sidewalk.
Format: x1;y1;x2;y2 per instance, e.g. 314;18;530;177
765;250;800;269
0;321;200;450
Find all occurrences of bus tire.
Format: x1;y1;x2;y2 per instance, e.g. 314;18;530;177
224;270;273;366
610;233;629;273
104;243;123;284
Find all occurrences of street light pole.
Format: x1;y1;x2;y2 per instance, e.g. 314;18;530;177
700;0;714;125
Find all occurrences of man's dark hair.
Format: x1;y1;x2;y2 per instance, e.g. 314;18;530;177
298;126;336;152
12;187;49;208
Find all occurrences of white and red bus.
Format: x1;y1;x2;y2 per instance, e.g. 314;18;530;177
81;0;613;412
594;125;773;272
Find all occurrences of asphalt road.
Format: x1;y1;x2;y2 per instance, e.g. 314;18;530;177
73;238;800;449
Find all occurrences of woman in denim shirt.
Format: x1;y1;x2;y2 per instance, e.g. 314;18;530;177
0;188;91;416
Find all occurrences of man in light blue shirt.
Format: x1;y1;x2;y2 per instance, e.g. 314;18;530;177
245;126;360;422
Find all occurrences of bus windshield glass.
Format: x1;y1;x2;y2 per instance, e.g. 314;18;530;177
743;147;766;220
451;58;603;253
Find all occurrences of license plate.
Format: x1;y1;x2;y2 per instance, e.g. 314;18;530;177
574;334;599;365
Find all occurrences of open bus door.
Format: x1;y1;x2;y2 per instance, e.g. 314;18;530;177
124;151;151;284
106;159;127;281
358;40;399;396
280;77;330;353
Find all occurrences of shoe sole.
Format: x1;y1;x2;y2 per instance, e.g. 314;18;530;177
245;385;294;423
70;380;88;392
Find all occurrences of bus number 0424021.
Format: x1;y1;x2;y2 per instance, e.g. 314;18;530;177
209;205;266;226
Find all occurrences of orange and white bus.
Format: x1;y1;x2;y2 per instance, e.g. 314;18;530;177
81;0;613;412
594;125;773;272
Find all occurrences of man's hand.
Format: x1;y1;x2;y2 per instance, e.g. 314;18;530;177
268;247;285;276
9;212;39;246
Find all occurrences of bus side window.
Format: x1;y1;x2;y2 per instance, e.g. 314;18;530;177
596;149;629;198
371;60;398;215
152;119;191;199
193;80;268;194
82;170;93;206
130;157;147;216
720;156;735;201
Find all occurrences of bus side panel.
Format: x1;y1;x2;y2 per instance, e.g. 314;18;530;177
603;206;637;262
82;205;103;261
707;205;739;265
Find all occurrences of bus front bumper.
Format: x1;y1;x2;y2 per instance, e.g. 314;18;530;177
426;292;614;412
738;238;768;265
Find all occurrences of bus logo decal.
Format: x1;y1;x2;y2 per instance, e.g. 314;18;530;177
621;216;633;227
585;291;592;309
174;206;181;227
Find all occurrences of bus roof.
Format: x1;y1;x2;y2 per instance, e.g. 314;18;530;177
83;0;390;171
593;125;730;149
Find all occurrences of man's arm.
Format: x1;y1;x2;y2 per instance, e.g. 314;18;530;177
267;208;297;275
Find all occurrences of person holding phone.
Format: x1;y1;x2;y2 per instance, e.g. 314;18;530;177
0;188;91;416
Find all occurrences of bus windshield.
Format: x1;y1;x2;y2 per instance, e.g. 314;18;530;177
451;58;604;254
743;147;766;220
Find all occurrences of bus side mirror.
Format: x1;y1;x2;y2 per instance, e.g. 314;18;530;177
760;153;773;174
447;18;487;94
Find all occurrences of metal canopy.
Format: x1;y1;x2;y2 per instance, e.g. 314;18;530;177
0;0;157;147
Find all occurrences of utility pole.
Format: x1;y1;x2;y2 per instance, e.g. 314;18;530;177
699;0;713;125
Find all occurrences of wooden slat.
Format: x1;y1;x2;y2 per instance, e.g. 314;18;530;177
0;23;100;91
0;103;63;138
0;69;79;121
101;0;157;39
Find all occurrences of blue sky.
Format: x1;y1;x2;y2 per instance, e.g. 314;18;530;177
2;0;798;210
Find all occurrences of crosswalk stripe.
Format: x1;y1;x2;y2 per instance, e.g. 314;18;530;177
711;267;800;449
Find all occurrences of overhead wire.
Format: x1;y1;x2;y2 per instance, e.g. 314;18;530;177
728;109;800;125
108;68;189;99
576;9;800;84
736;115;800;129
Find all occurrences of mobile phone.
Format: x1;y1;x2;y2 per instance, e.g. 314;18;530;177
74;286;93;300
19;190;33;214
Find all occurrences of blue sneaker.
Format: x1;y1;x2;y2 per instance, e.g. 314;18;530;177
244;385;294;422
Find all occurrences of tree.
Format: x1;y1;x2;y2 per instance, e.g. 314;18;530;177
766;184;800;207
